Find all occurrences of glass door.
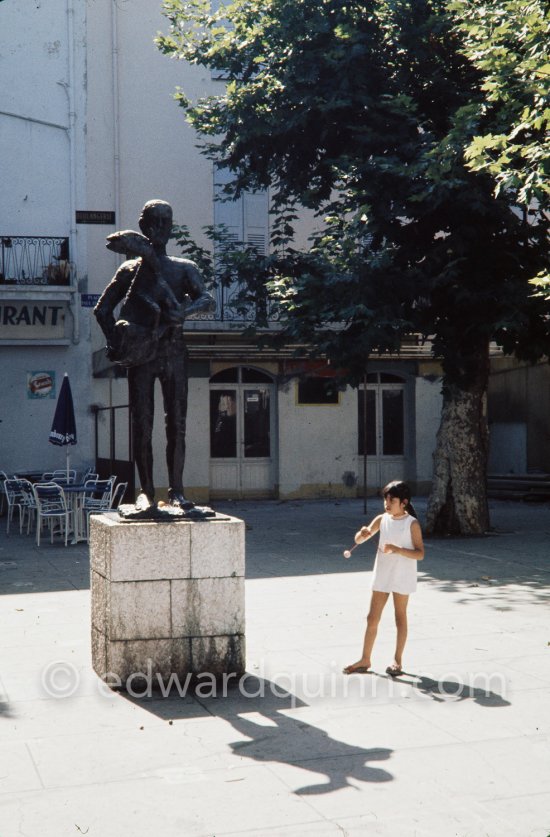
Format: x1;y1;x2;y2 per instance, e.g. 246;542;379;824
358;373;406;492
210;367;276;498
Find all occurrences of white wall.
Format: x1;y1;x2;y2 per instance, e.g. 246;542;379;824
0;0;92;477
278;379;358;498
0;2;70;234
0;347;94;475
85;0;321;314
414;375;442;488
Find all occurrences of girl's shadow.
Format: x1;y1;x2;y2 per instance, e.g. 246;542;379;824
389;671;511;706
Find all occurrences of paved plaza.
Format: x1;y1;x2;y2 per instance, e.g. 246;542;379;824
0;497;549;836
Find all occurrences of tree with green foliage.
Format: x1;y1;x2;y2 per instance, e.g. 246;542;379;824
449;0;550;302
450;0;549;211
158;0;549;534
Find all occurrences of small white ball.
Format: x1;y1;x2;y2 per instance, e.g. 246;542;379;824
343;550;351;559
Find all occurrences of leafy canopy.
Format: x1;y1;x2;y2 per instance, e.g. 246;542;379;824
158;0;550;384
449;0;549;210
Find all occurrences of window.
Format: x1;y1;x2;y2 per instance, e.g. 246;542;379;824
213;167;270;320
297;377;340;405
210;389;237;457
358;373;405;456
210;367;274;459
211;366;272;384
214;167;268;256
210;368;239;383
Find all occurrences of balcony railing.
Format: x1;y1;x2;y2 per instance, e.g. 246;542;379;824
190;279;279;323
0;236;72;287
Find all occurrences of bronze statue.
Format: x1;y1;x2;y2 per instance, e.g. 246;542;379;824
94;199;215;512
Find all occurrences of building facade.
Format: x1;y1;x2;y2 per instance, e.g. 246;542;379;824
1;0;446;499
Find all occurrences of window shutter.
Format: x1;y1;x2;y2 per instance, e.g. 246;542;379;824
214;167;269;254
243;190;268;255
214;168;243;245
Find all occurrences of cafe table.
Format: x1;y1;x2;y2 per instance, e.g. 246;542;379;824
62;483;104;544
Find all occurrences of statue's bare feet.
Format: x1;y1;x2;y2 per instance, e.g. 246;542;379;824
135;492;155;511
168;489;194;511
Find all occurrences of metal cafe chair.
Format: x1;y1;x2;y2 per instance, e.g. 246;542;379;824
17;479;38;535
82;478;115;540
32;482;73;547
0;470;9;517
4;478;27;535
109;481;128;511
51;469;77;485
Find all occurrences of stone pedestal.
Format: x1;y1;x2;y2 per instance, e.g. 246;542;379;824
90;513;245;689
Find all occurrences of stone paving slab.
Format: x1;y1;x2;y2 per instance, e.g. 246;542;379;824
0;498;549;836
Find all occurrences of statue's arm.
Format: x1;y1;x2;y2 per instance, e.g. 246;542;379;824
94;265;133;340
183;262;216;318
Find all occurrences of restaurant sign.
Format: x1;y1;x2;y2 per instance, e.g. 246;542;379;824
0;301;68;340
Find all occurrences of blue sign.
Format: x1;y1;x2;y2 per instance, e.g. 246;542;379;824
81;294;101;308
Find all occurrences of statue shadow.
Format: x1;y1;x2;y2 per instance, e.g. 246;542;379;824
124;674;394;795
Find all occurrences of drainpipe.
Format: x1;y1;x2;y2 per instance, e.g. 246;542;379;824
111;0;121;229
64;0;80;343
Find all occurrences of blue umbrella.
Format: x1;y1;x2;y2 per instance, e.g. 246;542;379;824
49;373;77;480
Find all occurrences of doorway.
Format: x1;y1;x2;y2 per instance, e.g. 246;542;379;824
93;403;134;502
358;373;407;492
209;366;277;498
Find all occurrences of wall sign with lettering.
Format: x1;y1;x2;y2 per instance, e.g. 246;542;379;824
76;210;116;225
0;301;68;340
81;294;101;308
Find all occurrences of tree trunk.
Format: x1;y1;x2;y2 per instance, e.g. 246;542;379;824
425;345;490;536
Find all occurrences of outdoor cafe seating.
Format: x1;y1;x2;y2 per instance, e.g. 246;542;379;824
2;470;123;544
42;469;77;484
80;477;116;541
109;481;128;512
4;477;36;535
32;482;73;547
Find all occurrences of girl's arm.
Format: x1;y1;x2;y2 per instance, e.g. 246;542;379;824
354;515;382;544
383;520;425;561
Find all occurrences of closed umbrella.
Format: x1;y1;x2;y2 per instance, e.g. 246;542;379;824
49;373;77;481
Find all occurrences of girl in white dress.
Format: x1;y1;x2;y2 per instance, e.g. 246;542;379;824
343;481;424;676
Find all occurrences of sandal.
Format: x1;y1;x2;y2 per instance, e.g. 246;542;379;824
343;663;371;675
385;664;403;677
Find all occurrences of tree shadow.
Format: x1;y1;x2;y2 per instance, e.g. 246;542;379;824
215;499;550;612
2;498;549;602
124;674;394;794
0;533;90;596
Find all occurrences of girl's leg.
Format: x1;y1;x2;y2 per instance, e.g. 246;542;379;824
343;591;389;673
387;593;409;674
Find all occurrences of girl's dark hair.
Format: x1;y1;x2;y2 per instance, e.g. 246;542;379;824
382;480;418;519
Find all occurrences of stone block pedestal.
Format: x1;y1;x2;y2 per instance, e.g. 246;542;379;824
90;513;245;688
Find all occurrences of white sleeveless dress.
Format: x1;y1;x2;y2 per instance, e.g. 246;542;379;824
371;513;417;594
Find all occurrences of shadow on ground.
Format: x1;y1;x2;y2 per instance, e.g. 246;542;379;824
1;499;549;607
123;675;394;794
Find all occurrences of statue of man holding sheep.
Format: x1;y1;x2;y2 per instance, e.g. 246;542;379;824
94;199;215;515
